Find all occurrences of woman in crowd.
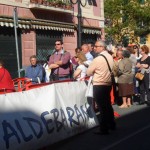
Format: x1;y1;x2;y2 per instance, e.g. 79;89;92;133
112;47;123;105
70;47;82;79
133;45;141;60
75;47;82;54
127;47;137;75
0;59;15;93
127;47;140;100
118;50;134;108
73;52;87;81
107;50;118;105
136;45;150;106
43;54;51;82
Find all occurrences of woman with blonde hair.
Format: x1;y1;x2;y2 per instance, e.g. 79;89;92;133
73;52;87;81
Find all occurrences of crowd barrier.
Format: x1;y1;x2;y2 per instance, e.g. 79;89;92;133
0;78;120;150
0;81;98;150
1;77;121;118
0;88;15;94
12;77;75;91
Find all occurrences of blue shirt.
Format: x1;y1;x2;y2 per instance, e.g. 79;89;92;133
85;52;94;61
25;64;44;84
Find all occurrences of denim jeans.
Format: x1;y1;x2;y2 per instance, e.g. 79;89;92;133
59;76;70;81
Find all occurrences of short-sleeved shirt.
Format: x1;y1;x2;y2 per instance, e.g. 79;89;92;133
76;64;87;81
139;56;150;66
49;51;71;76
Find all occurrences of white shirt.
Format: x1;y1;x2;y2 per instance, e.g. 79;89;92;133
43;63;51;82
76;64;87;81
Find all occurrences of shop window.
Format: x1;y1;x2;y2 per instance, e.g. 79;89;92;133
36;30;62;64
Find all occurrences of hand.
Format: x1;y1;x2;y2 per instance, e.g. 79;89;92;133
55;61;62;65
49;64;59;69
136;63;141;68
141;64;148;69
26;78;32;82
140;64;143;69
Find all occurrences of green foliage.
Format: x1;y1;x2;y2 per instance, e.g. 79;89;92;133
47;0;54;2
47;0;68;5
104;0;150;45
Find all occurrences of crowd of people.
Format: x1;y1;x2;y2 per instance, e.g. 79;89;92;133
1;41;150;104
24;40;96;83
1;39;150;135
112;44;150;108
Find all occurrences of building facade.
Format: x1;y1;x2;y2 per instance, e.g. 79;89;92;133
0;0;104;78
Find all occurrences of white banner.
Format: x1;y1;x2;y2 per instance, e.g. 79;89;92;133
0;81;98;150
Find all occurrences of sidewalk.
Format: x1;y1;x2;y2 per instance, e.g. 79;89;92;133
113;102;147;116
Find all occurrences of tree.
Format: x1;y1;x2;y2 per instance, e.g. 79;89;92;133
104;0;150;46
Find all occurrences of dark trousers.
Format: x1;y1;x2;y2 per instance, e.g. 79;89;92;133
139;73;150;103
93;85;115;132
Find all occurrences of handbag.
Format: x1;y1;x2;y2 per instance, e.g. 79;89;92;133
135;72;144;80
85;76;93;98
50;73;59;81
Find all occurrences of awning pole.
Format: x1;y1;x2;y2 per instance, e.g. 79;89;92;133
13;7;20;78
77;0;82;47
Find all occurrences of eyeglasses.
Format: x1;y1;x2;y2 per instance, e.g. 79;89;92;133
55;43;61;46
94;45;102;48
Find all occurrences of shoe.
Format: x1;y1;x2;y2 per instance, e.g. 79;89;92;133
128;104;132;107
138;102;145;105
119;104;128;108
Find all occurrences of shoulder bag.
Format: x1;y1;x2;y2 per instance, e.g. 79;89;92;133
135;72;144;80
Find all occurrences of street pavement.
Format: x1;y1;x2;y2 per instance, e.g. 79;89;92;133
44;103;150;150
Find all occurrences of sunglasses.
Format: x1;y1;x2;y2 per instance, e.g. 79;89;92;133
94;45;102;48
55;43;61;46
